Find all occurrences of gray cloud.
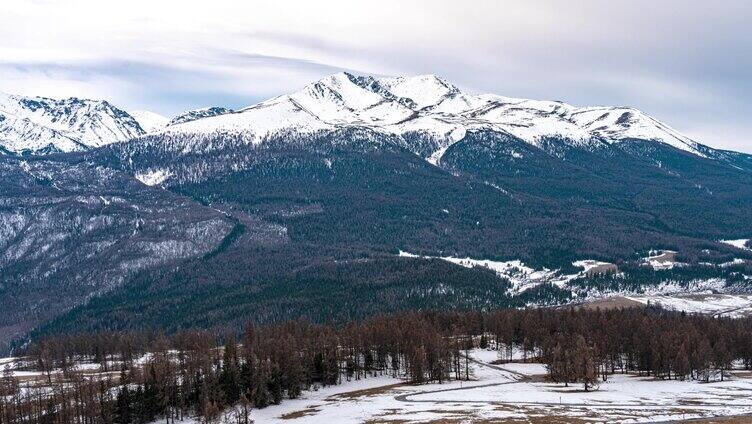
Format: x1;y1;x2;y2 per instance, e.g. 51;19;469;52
0;0;750;152
0;54;349;114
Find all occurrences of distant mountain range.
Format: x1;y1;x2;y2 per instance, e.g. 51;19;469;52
6;73;750;171
0;92;144;154
0;94;237;155
1;73;751;352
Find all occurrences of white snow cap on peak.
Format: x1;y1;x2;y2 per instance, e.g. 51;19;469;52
0;92;144;154
158;72;708;159
377;74;461;109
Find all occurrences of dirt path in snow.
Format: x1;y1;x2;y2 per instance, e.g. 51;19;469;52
393;354;752;417
393;354;528;403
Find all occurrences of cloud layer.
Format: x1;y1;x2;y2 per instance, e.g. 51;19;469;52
1;0;750;152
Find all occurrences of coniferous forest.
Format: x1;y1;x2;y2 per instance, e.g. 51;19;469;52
2;307;751;423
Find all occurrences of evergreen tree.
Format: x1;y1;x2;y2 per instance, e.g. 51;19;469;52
114;386;133;424
221;334;241;404
479;333;488;349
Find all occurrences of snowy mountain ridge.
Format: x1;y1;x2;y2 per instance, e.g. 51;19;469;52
0;73;723;162
130;108;235;134
163;72;706;162
129;110;169;133
0;92;144;154
168;107;234;126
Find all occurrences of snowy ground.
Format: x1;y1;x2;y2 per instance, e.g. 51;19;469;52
641;250;683;270
398;251;615;294
234;349;752;423
6;349;752;422
627;293;752;317
720;239;751;252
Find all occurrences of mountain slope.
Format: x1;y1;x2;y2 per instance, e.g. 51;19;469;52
0;155;251;350
3;72;752;350
168;107;233;126
84;72;752;259
130;110;169;133
32;139;752;341
0;93;144;154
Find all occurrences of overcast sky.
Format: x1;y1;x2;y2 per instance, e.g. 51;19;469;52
1;0;750;152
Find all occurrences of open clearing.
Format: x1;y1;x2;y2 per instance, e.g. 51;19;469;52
626;293;752;318
240;349;752;423
5;348;752;423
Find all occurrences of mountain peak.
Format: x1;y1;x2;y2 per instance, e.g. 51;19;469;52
0;92;144;154
168;107;234;126
376;74;461;109
292;72;465;117
159;72;712;161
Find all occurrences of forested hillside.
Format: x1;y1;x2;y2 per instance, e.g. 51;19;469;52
2;73;752;351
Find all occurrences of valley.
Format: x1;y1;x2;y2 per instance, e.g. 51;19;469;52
3;2;752;422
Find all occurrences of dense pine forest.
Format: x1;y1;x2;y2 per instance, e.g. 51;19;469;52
28;253;752;348
2;307;752;423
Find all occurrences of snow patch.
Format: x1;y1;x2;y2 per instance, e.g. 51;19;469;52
398;251;614;294
720;239;751;251
130;110;169;133
483;181;509;195
572;259;614;273
135;169;172;186
627;293;752;317
642;250;683;270
427;145;449;165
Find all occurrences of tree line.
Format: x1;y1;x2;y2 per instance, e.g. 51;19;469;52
2;307;751;423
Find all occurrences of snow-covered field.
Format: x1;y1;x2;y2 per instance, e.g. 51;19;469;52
398;251;615;294
627;293;752;317
6;348;752;423
398;250;752;318
135;168;172;186
199;349;752;423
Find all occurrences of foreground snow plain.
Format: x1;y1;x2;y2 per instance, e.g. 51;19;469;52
6;348;752;422
204;349;752;423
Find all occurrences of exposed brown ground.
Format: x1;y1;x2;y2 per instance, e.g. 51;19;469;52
650;251;677;263
369;416;594;424
516;417;593;424
328;382;407;400
278;406;321;419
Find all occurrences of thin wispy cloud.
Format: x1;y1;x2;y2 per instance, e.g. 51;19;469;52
1;0;750;152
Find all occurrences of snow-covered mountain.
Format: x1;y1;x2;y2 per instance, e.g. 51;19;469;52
0;73;728;162
3;72;751;349
0;92;144;154
162;72;708;163
130;110;169;133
